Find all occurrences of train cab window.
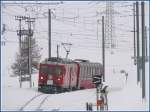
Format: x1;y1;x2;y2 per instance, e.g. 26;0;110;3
53;66;62;75
40;65;48;74
40;65;62;75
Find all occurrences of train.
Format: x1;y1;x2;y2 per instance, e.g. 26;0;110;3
38;57;103;93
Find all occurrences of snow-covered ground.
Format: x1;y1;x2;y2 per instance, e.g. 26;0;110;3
1;68;149;111
1;1;149;111
1;49;149;111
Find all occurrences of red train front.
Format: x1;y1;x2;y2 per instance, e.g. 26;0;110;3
38;63;65;93
38;58;103;93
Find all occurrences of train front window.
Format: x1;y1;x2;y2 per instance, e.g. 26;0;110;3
40;65;62;75
53;67;62;75
40;65;53;75
40;66;48;74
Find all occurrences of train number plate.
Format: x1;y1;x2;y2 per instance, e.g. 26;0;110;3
47;80;53;85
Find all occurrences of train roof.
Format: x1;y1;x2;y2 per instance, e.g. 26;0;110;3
40;57;74;65
40;57;102;66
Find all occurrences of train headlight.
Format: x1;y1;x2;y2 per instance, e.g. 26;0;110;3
40;76;44;80
57;78;60;81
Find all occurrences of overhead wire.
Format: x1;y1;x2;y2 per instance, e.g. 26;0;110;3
1;1;142;52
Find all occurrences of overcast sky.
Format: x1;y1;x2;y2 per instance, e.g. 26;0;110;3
1;1;149;65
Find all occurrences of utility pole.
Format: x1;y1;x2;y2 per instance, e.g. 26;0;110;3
26;17;35;88
57;45;59;58
144;26;148;60
18;17;22;88
104;1;116;52
102;16;105;82
28;20;32;88
48;9;51;60
15;16;26;88
133;3;136;65
136;2;140;84
97;19;100;40
141;1;145;99
16;16;35;88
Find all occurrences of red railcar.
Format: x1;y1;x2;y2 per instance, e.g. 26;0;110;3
38;58;103;93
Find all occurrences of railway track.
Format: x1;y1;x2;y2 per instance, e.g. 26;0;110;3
19;93;50;111
36;95;50;111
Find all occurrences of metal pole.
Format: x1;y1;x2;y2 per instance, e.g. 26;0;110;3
96;87;98;110
133;3;136;65
97;20;99;40
96;85;99;110
26;17;35;88
19;19;22;88
102;16;105;82
28;18;32;88
48;9;51;59
57;45;59;58
141;1;145;99
136;2;140;83
144;26;147;58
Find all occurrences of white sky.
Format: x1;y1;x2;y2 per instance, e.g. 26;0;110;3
1;1;149;63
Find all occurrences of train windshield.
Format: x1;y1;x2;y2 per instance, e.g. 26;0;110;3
53;66;62;75
40;65;62;75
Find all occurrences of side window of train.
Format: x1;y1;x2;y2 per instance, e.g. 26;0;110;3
95;66;97;74
99;65;101;74
97;66;99;74
92;66;94;76
87;65;89;79
84;65;86;78
85;65;88;78
91;66;93;77
86;65;90;78
80;64;84;78
80;65;83;77
95;65;97;74
87;64;91;79
89;65;91;77
92;66;95;75
90;66;92;77
84;65;87;77
86;65;88;78
96;65;98;74
82;65;84;77
95;65;97;75
94;66;96;75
